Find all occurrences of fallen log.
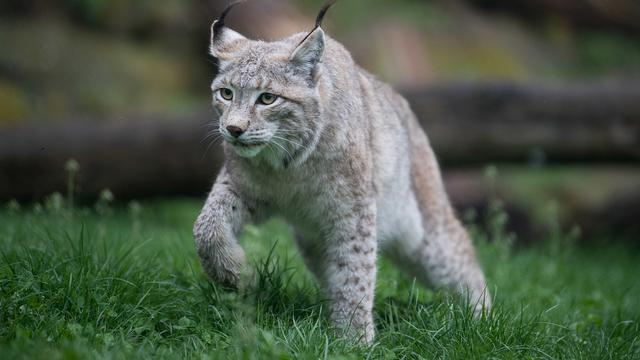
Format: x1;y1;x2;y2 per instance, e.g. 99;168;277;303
0;113;221;200
411;82;640;165
0;81;639;201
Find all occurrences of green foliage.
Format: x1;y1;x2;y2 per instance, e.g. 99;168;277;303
2;0;639;122
574;32;640;76
0;199;638;359
0;18;196;122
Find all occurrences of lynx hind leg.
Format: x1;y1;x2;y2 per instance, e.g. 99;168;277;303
388;218;491;313
398;119;491;313
427;218;491;312
402;179;491;312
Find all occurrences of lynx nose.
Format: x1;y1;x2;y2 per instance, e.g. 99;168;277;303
226;125;245;138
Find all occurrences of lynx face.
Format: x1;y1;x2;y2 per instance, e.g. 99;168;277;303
210;27;325;165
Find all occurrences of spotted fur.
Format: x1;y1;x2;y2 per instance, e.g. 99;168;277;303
194;5;490;344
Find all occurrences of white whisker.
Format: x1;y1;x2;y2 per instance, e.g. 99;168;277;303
271;135;303;148
269;139;293;161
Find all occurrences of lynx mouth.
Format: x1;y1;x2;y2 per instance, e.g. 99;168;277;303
229;140;267;158
229;140;265;148
233;141;260;147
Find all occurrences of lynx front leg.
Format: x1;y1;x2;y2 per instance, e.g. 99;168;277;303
193;170;251;288
324;202;378;344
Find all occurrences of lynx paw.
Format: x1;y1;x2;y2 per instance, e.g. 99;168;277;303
197;241;245;289
331;309;375;344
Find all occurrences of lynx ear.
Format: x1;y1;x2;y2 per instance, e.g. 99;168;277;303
289;0;337;77
289;27;325;71
209;21;247;59
209;1;247;59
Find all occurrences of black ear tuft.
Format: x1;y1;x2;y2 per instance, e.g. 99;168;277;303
210;1;248;59
314;0;338;29
297;0;338;47
212;0;246;41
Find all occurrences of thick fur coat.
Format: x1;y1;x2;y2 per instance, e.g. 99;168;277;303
194;4;490;343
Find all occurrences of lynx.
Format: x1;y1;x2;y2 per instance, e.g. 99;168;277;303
194;0;490;343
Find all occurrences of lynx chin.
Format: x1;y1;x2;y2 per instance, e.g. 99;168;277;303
194;0;491;343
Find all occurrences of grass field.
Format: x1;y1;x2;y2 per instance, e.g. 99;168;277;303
1;199;639;359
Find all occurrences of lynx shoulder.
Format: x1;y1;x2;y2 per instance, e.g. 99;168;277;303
194;0;490;343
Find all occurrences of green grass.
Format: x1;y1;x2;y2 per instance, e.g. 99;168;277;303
1;199;639;359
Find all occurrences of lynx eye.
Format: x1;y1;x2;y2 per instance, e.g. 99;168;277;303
258;93;278;105
219;88;233;101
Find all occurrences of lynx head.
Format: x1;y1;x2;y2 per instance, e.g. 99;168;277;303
209;0;337;167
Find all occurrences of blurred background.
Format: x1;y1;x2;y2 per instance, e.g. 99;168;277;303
1;0;639;242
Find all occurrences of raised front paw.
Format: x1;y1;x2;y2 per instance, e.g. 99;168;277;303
196;240;245;289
